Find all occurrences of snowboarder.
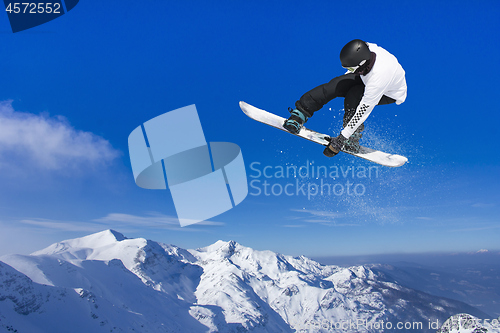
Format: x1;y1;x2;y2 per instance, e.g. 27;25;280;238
283;39;407;157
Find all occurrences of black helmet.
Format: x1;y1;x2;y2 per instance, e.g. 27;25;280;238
340;39;371;72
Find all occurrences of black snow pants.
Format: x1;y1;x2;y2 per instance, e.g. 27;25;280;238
297;73;396;136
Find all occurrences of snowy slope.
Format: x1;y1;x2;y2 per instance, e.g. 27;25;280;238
0;230;492;332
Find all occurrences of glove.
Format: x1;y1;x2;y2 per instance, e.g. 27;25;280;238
323;134;347;157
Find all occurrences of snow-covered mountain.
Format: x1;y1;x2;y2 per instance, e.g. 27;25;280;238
0;230;492;332
437;313;500;333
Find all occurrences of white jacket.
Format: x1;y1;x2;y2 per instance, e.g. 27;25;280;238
341;43;407;139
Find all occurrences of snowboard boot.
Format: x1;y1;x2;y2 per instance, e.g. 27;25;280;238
343;130;362;154
283;107;308;134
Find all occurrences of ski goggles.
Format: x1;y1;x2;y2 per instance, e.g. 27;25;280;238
343;65;360;73
342;59;367;73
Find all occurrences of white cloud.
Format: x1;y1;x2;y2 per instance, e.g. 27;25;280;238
13;212;224;235
0;100;119;170
19;218;106;232
95;213;180;227
471;203;496;208
285;209;360;227
289;209;341;221
95;212;225;228
450;224;500;232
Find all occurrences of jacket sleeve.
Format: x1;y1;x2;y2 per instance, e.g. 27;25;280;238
341;74;391;138
341;103;375;138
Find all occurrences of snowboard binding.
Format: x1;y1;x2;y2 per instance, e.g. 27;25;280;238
283;107;308;134
323;134;361;155
343;141;360;154
343;131;362;154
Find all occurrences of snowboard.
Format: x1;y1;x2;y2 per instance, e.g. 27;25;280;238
239;101;408;168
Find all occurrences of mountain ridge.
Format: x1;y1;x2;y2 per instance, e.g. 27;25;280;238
0;229;493;332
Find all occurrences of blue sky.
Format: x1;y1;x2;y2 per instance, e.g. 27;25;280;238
0;1;499;257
